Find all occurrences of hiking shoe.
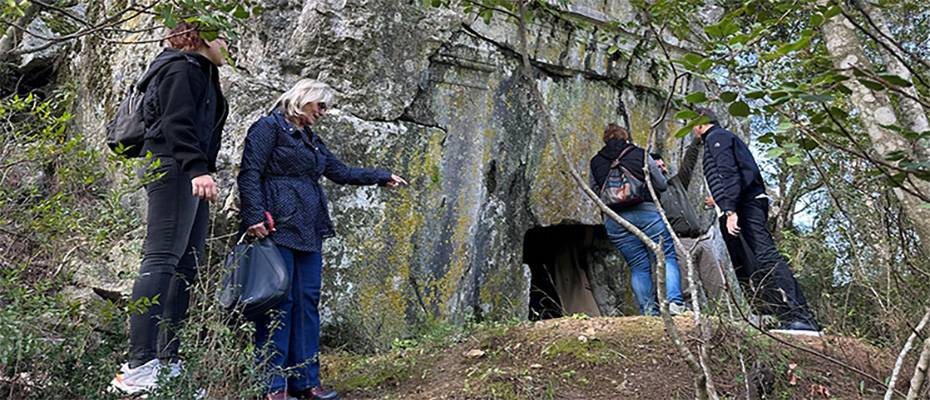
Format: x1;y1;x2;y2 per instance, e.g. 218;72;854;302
291;385;339;400
668;303;690;316
109;359;160;396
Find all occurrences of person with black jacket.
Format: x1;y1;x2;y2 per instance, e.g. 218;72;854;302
111;22;230;395
693;108;819;332
651;143;724;303
590;124;687;316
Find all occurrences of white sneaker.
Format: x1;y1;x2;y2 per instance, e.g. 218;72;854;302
110;359;160;396
668;303;690;316
165;360;183;380
162;361;206;399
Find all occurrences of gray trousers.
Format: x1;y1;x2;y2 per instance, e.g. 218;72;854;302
677;237;725;303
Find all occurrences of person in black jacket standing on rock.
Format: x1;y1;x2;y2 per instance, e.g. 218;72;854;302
693;108;819;332
111;22;230;395
651;141;724;303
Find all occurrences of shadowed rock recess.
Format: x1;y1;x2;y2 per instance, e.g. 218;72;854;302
51;0;735;349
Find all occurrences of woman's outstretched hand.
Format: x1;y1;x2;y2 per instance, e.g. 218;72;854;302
386;174;408;188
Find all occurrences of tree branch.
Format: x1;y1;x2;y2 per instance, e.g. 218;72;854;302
885;308;930;400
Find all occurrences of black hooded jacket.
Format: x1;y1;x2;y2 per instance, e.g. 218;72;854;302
701;125;766;213
140;48;228;177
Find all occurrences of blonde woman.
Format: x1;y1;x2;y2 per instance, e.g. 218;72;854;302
237;79;407;400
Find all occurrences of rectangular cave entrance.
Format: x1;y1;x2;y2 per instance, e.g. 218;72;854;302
524;224;610;321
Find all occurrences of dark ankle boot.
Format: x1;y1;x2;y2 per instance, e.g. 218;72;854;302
291;385;339;400
265;391;289;400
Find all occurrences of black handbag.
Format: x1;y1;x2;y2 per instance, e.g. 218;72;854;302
218;233;290;320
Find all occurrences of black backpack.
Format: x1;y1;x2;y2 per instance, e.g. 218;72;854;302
105;53;189;157
105;84;147;157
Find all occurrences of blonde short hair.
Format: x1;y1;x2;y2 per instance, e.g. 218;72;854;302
274;79;335;119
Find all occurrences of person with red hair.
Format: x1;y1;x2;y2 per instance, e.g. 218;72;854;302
110;22;230;396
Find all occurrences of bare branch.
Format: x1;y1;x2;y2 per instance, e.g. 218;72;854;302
906;339;930;400
886;308;930;400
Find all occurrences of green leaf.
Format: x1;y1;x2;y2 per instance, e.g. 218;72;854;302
786;156;803;166
681;53;703;66
858;79;886;91
728;101;751;117
697;59;714;72
684;92;707;103
824;5;842;19
160;6;177;28
675;126;692;138
200;29;219;41
775;121;793;132
769;91;789;99
785;34;812;52
675;110;699;120
480;8;493;24
799;138;819;150
878;73;913;87
766;147;785;158
233;5;249;19
719;91;738;103
810;13;824;27
920;203;930;210
704;19;739;38
745;91;766;100
799;94;833;102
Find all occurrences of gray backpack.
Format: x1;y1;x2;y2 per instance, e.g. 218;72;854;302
598;146;646;207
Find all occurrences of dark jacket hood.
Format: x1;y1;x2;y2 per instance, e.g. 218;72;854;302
136;48;212;90
596;138;631;161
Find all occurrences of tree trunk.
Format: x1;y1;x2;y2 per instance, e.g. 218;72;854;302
851;0;929;158
0;4;39;58
821;7;930;256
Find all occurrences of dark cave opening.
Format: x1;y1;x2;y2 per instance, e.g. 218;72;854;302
523;224;609;321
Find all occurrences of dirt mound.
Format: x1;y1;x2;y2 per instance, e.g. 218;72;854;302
325;316;894;399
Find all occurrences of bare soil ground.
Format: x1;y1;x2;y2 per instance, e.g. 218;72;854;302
323;316;897;400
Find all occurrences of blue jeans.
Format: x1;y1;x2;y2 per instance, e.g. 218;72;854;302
605;209;684;315
254;247;322;393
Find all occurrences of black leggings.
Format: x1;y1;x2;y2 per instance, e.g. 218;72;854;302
129;157;208;368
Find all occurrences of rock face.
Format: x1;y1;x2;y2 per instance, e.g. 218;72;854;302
50;0;734;349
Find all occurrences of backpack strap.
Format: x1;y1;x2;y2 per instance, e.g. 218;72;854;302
610;145;636;168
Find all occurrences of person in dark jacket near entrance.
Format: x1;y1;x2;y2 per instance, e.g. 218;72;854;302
238;79;408;400
650;144;725;303
693;108;819;332
590;124;687;316
111;22;230;395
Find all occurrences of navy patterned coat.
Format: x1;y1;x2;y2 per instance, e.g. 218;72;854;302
237;111;392;252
